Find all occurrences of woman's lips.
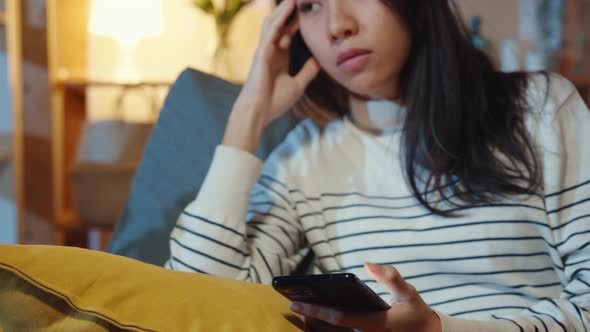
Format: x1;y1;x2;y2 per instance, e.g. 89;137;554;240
338;52;371;73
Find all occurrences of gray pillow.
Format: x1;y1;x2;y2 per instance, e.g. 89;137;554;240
108;68;299;266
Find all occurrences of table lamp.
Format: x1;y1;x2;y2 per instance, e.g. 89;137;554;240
89;0;163;83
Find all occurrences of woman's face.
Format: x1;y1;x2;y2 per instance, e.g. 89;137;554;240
297;0;411;100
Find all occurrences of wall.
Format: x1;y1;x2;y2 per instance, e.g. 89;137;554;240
0;42;17;244
87;0;272;122
455;0;561;71
20;0;56;244
0;53;11;132
455;0;520;65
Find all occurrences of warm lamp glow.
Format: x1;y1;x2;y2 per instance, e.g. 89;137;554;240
89;0;163;82
89;0;163;47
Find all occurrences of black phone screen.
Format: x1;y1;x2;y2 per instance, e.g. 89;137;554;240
288;31;312;76
282;1;312;76
273;273;390;312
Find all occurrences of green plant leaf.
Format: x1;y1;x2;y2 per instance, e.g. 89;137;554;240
226;0;244;14
193;0;215;14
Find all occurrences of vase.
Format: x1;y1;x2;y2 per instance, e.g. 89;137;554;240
210;20;236;81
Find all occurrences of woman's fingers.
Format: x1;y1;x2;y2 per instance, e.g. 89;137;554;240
284;15;301;36
265;0;297;41
293;302;388;331
278;35;291;50
365;263;416;303
277;18;301;50
238;0;315;124
293;57;320;87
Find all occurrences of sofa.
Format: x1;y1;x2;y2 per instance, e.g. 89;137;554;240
106;68;300;266
0;69;310;331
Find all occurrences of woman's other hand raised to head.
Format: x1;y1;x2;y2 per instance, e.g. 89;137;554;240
223;0;320;154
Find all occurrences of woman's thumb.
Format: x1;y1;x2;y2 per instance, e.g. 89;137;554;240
365;262;412;303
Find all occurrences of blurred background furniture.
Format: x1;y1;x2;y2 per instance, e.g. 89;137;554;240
0;0;24;246
0;135;11;166
107;67;299;265
47;1;169;247
42;0;264;248
69;118;153;250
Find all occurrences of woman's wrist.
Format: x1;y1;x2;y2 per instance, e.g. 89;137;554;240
222;104;267;155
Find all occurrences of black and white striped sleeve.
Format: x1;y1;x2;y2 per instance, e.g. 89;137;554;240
165;144;309;284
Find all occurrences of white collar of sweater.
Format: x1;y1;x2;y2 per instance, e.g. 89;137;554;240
347;94;406;135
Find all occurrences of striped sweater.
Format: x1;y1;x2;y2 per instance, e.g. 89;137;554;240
167;73;590;331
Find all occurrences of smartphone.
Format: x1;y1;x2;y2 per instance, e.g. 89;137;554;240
288;32;312;76
272;273;390;312
283;3;312;76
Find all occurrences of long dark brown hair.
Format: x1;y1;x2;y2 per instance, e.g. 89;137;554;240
283;0;541;215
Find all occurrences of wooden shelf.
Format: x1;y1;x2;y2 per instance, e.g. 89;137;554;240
53;78;172;91
0;136;12;167
0;153;10;165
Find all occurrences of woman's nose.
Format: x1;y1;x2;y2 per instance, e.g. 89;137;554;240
327;1;358;42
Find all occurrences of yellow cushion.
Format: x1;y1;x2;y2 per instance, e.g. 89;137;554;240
0;245;304;332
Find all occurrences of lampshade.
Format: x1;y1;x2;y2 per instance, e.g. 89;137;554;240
89;0;163;46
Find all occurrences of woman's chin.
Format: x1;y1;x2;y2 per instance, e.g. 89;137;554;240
334;74;389;100
344;84;386;101
339;81;373;98
325;68;394;100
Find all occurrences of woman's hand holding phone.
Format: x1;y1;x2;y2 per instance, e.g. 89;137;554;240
289;263;442;332
223;0;320;154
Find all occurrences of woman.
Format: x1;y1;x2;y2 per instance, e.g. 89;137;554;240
167;0;590;330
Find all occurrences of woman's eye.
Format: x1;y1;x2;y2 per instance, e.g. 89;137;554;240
298;2;319;13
